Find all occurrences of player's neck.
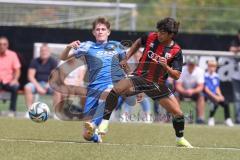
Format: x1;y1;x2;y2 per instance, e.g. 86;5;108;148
161;40;174;47
96;40;108;44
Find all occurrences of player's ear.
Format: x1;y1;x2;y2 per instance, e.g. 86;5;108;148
107;29;111;36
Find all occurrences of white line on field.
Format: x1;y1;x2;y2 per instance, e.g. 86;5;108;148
0;138;240;152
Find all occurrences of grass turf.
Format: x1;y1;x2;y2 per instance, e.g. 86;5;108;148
0;117;240;160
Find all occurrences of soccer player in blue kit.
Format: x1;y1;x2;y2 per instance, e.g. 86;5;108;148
60;17;127;142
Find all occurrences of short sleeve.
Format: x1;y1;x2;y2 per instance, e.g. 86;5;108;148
51;58;58;69
74;42;91;58
29;59;37;69
171;50;183;72
12;52;21;69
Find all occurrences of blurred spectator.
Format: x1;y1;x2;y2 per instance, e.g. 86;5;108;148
0;36;21;117
204;60;234;127
53;57;87;120
229;29;240;124
175;55;205;124
24;44;58;110
119;50;152;123
120;94;152;123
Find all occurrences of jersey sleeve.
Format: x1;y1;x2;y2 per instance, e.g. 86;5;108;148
171;50;183;72
73;42;90;58
51;58;58;69
12;52;21;69
29;59;37;69
118;43;127;61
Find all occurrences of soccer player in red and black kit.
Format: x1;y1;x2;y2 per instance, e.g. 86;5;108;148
85;17;193;147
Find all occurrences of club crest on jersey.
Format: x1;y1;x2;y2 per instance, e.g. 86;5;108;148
104;42;117;51
164;52;172;59
150;43;154;48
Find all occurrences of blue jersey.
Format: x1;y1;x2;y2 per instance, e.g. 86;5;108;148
74;41;126;88
204;72;220;95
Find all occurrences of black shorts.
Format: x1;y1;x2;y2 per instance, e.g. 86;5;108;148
128;75;172;100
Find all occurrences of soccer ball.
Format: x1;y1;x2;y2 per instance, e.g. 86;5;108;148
28;102;50;123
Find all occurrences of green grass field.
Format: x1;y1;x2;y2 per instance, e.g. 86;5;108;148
0;117;240;160
0;94;236;123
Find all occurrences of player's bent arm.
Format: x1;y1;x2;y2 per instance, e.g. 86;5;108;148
60;40;80;60
28;68;43;89
164;66;181;80
126;38;142;60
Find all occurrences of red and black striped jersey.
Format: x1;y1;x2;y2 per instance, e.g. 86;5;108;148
134;32;183;84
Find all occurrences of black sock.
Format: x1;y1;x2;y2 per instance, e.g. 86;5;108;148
219;101;230;119
172;115;185;138
209;104;218;118
103;90;119;120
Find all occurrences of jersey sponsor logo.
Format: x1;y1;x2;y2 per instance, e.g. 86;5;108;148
149;42;154;48
148;50;161;63
96;50;118;57
164;52;172;59
147;51;172;63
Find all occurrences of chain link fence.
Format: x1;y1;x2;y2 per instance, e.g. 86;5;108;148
0;0;239;34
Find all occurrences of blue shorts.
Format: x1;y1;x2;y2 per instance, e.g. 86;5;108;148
84;83;122;126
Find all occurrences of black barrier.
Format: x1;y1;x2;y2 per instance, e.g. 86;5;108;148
0;26;236;101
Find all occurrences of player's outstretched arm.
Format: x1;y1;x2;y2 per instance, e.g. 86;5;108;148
126;38;142;60
60;40;80;60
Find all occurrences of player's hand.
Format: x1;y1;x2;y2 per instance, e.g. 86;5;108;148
67;40;80;49
120;59;131;74
159;57;168;68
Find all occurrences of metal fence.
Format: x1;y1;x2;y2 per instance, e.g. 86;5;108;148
0;0;239;34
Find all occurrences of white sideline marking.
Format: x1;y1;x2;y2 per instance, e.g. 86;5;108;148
0;138;240;152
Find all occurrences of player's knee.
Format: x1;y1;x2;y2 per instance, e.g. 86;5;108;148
113;86;123;95
172;109;183;117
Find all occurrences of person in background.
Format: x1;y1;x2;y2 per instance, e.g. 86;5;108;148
204;60;234;127
120;51;152;123
175;55;205;124
0;36;21;117
24;43;58;110
229;29;240;124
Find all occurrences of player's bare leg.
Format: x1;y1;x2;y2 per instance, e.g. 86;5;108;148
159;95;193;148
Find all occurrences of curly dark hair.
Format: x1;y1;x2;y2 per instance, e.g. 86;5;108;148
156;17;180;35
